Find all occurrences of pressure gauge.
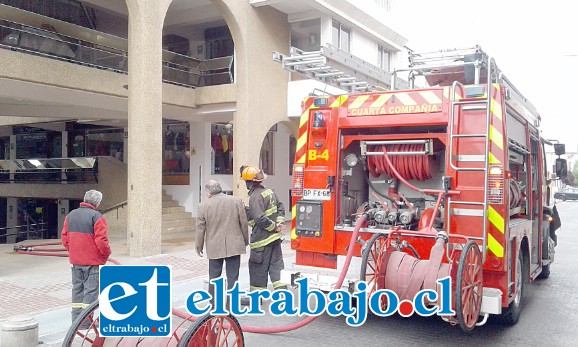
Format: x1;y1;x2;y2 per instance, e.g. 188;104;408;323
300;205;305;213
345;153;359;167
306;205;313;213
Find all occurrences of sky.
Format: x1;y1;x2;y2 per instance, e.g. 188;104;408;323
387;0;578;154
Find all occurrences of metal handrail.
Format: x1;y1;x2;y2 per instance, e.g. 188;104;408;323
100;201;127;214
0;222;48;239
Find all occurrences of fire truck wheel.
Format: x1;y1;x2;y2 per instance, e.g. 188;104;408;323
455;241;483;333
500;249;527;325
178;313;244;347
360;233;388;310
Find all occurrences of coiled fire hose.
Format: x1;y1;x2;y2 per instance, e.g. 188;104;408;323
15;215;367;334
368;144;434;181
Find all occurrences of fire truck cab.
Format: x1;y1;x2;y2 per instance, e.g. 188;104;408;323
282;46;566;331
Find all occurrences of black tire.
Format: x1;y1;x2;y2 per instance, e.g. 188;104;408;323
500;249;526;325
537;263;550;279
538;220;554;280
561;195;567;201
359;233;384;281
360;233;389;312
178;313;244;347
62;300;100;346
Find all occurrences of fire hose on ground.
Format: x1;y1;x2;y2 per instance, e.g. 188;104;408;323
14;214;368;335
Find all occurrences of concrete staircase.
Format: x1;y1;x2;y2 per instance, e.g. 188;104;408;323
162;191;195;235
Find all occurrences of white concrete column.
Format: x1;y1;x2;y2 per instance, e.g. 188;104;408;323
125;0;172;256
123;127;128;163
61;130;68;182
212;1;290;198
61;131;68;157
57;199;69;238
9;134;15;159
6;197;17;243
9;134;15;182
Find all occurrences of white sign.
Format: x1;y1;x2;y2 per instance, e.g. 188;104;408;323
303;189;331;200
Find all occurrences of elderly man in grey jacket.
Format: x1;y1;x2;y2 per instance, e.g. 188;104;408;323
196;180;249;305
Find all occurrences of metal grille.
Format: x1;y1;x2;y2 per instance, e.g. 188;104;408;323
487;164;504;204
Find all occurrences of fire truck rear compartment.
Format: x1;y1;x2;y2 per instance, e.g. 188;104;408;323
338;135;447;233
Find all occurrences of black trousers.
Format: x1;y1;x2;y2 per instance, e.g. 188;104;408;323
208;255;241;305
249;239;286;291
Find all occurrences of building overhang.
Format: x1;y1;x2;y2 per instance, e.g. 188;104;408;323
251;0;408;51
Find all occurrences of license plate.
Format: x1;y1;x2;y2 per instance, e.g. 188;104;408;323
303;189;331;200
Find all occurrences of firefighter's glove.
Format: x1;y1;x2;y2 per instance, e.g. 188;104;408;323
276;223;285;232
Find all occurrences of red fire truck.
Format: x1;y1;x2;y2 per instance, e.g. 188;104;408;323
281;46;566;332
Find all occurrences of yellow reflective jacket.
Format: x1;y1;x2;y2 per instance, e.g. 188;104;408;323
247;184;285;249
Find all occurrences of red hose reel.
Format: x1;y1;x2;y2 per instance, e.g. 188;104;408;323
367;144;439;181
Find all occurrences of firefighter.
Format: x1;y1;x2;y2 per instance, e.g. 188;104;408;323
240;165;287;297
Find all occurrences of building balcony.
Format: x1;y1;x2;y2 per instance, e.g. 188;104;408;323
0;14;233;88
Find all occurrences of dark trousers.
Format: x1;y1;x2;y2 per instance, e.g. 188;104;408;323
249;240;286;291
71;265;99;326
208;255;241;306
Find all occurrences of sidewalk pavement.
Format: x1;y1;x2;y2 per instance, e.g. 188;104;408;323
0;230;295;345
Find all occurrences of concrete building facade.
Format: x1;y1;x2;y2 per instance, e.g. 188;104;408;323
0;0;407;256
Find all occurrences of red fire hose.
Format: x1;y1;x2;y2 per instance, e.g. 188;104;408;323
14;241;121;265
368;144;434;181
15;215;367;334
173;214;368;333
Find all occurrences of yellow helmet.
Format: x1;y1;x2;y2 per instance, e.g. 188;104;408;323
241;165;266;182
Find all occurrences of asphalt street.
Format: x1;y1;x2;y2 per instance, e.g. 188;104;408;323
239;201;578;346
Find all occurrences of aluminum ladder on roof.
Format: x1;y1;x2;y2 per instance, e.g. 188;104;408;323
273;44;409;93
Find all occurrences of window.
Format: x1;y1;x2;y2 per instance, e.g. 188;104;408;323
86;129;123;159
378;45;390;71
290;18;321;52
211;123;233;175
163;122;191;177
260;127;275;175
289;134;296;175
332;20;351;52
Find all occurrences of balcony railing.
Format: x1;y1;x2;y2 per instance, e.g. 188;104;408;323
0;212;48;242
0;156;98;183
0;15;233;87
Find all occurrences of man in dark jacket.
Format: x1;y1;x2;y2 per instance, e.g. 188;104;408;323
196;180;249;307
240;166;286;294
62;189;111;326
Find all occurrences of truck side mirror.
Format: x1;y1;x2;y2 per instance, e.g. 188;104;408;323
554;143;566;155
555;158;567;178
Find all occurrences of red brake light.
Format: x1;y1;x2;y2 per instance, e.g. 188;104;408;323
292;164;304;196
